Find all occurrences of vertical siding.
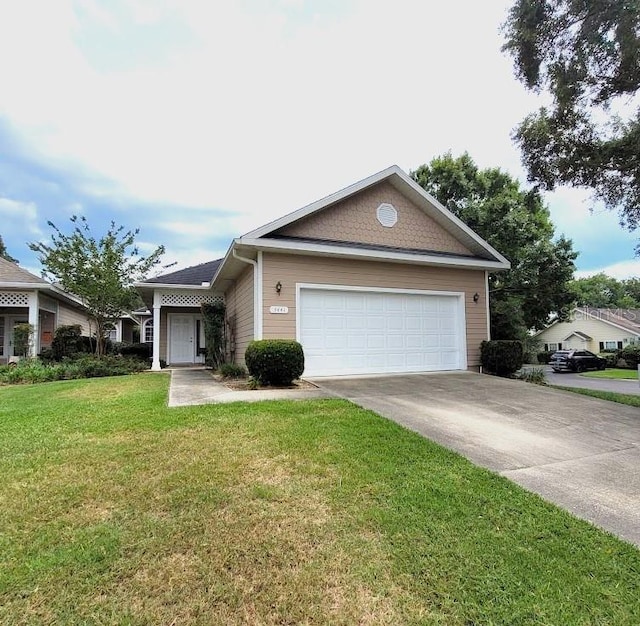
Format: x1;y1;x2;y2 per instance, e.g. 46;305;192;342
225;266;254;366
261;253;488;369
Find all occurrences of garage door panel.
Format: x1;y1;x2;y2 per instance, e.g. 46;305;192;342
299;288;464;376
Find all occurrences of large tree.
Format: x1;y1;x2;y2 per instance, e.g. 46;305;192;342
502;1;640;237
412;153;577;339
570;273;640;308
0;234;18;263
30;216;164;355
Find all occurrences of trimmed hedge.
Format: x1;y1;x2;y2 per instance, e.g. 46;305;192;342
481;340;524;377
245;339;304;386
599;352;619;368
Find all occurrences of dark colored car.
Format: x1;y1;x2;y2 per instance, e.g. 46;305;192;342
549;349;606;373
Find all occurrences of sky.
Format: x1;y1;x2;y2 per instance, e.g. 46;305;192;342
0;0;638;280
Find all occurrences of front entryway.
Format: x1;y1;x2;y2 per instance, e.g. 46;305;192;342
0;316;29;359
168;314;205;365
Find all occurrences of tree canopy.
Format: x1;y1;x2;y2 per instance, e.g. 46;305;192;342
411;153;577;339
30;216;164;354
502;0;640;237
570;273;640;308
0;234;18;263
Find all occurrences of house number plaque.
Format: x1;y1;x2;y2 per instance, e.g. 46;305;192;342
269;306;289;314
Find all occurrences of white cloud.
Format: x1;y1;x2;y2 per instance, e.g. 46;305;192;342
0;197;42;236
576;260;640;281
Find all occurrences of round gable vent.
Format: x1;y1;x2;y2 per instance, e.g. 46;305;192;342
376;203;397;227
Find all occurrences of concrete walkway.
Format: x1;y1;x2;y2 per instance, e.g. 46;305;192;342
167;367;330;407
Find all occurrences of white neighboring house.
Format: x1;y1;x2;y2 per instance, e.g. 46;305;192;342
535;307;640;353
0;257;90;363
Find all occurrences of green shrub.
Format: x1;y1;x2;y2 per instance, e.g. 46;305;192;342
518;367;546;385
13;323;33;357
116;342;152;360
219;363;247;379
480;340;524;377
51;324;84;360
537;350;555;364
618;345;640;369
0;355;148;385
599;352;619;368
245;339;304;386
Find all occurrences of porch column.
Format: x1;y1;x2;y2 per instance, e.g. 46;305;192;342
27;290;39;357
151;290;162;371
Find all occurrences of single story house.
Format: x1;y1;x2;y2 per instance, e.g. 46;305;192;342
536;307;640;353
0;257;90;363
136;165;510;376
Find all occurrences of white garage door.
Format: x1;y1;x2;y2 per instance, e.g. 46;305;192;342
299;287;465;377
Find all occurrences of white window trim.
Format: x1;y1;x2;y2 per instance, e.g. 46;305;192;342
603;340;619;350
143;318;154;343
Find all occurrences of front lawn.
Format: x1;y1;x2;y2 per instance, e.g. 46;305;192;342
582;368;639;380
1;376;639;625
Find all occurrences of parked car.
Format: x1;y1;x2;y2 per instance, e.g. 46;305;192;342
549;349;606;373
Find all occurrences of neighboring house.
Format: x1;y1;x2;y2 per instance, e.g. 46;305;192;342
0;257;90;363
535;307;640;353
106;314;142;344
136;165;510;376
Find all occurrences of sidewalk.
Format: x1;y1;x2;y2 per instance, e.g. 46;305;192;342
167;367;330;407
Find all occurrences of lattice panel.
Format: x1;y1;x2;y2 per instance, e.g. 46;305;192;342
0;291;29;307
160;291;224;307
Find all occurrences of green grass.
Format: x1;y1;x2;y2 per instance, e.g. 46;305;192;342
582;368;639;380
554;385;640;408
1;375;639;625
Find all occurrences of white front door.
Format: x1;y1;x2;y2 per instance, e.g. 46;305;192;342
170;315;195;364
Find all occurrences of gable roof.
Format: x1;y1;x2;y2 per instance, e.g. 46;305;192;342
240;165;510;266
563;331;592;341
145;259;223;286
536;307;640;338
580;307;640;335
0;256;47;285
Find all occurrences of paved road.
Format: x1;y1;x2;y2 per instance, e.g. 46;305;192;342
544;369;640;395
312;372;640;547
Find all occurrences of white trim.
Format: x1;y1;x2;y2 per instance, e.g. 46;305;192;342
295;283;468;373
485;271;491;341
241;165;510;268
256;251;263;339
135;282;214;291
27;291;39;357
151;291;161;371
237;237;509;270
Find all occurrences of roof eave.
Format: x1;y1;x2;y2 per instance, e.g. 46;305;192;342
233;237;510;271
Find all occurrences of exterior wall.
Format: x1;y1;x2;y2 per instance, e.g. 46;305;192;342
537;315;638;352
57;302;90;335
224;266;254;365
261;252;487;369
276;180;472;256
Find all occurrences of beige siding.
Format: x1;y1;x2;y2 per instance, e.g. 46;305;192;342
261;253;487;369
276;180;472;256
224;266;254;365
57;303;90;335
537;315;638;352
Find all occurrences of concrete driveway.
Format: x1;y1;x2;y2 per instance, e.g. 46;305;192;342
311;372;640;547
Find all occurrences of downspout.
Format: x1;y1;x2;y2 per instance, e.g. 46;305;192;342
232;248;262;340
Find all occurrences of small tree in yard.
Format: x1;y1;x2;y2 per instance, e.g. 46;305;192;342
30;216;164;356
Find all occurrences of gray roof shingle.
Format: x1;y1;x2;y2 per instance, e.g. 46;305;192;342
145;259;222;285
